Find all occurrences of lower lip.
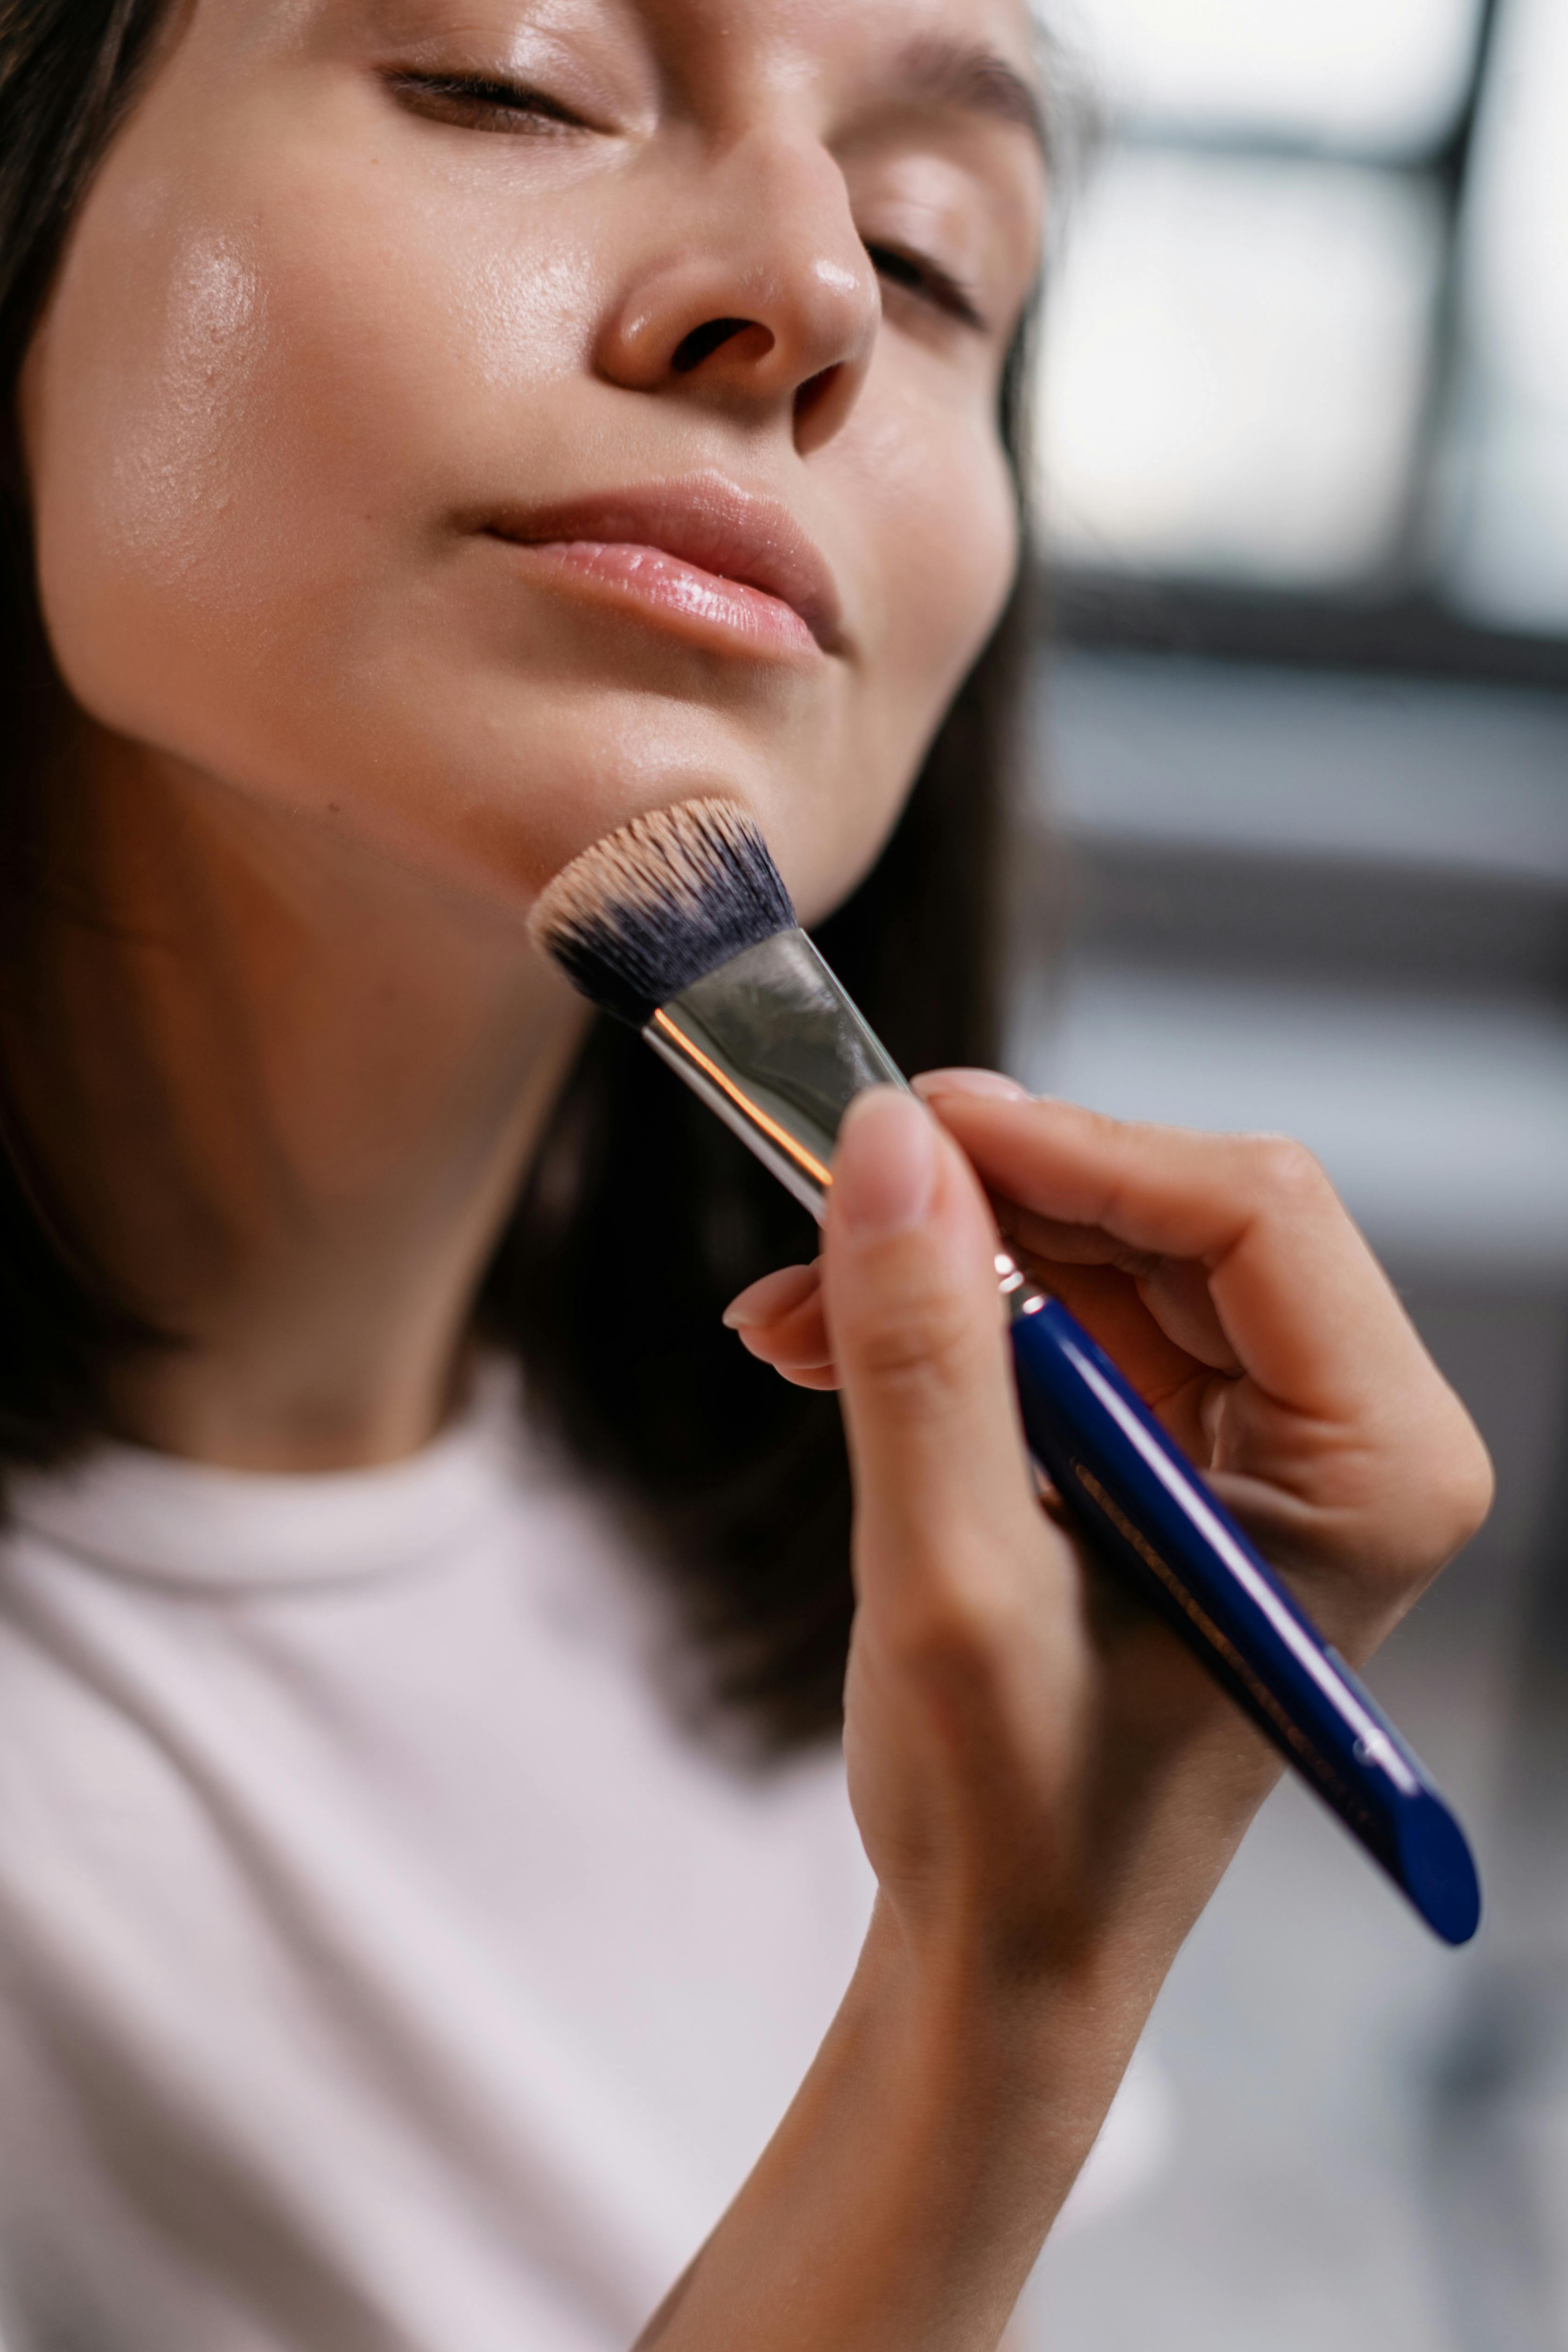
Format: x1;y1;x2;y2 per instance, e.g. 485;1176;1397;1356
491;537;822;659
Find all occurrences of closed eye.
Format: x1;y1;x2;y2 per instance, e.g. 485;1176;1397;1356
863;242;987;333
385;70;588;136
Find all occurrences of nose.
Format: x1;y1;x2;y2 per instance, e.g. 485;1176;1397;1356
594;132;882;456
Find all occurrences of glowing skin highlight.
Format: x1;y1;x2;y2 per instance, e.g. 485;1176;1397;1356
23;0;1043;920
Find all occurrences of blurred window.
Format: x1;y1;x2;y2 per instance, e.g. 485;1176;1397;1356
1041;151;1442;583
1052;0;1482;153
1443;0;1568;633
1037;0;1568;664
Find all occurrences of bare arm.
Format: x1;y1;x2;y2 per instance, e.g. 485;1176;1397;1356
639;1078;1491;2350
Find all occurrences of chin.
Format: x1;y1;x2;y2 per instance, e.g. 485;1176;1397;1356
418;691;894;924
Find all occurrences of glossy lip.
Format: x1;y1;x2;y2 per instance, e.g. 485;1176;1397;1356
482;474;846;658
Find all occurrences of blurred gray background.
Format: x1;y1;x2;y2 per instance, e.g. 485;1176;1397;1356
1007;2;1568;2344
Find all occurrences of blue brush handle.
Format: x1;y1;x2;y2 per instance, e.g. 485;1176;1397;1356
1008;1290;1481;1945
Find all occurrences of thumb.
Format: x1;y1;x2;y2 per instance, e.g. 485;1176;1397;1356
823;1088;1047;1595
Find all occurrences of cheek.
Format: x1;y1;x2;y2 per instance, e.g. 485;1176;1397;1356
781;369;1019;923
872;397;1017;714
21;118;571;821
24;199;280;726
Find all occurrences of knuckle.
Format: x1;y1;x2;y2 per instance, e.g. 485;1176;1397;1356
848;1281;987;1402
1247;1132;1328;1209
883;1579;1022;1693
1362;1409;1496;1597
1429;1425;1496;1557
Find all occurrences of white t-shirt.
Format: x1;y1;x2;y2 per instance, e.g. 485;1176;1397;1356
0;1364;1154;2350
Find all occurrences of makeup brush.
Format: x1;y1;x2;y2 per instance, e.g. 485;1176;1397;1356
531;798;1481;1946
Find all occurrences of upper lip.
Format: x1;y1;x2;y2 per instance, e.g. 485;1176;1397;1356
483;473;845;653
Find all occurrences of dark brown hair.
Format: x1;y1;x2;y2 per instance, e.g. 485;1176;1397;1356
0;0;1039;1746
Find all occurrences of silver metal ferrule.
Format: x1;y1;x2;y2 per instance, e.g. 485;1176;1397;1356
642;929;906;1219
644;930;1048;1322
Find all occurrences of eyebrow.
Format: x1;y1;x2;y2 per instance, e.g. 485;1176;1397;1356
879;33;1051;163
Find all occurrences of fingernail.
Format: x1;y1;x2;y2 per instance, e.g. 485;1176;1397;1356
721;1263;819;1329
912;1067;1029;1102
833;1087;939;1237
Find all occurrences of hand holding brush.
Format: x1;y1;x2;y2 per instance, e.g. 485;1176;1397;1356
732;1073;1490;1896
630;1077;1486;2352
532;798;1491;2349
534;796;1488;1946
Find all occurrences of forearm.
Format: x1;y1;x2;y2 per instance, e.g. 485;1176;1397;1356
636;1895;1167;2352
637;1700;1277;2352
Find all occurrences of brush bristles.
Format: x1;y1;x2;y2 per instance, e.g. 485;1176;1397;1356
529;798;798;1027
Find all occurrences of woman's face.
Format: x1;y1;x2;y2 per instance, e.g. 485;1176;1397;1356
21;0;1044;927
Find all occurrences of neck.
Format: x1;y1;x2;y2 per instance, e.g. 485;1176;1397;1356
2;725;586;1470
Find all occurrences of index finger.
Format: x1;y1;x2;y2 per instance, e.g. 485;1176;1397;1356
913;1083;1426;1424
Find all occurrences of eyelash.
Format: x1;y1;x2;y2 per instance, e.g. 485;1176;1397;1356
385;70;584;134
388;74;987;334
863;244;987;333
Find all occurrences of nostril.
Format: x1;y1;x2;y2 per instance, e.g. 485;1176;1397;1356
671;316;764;374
